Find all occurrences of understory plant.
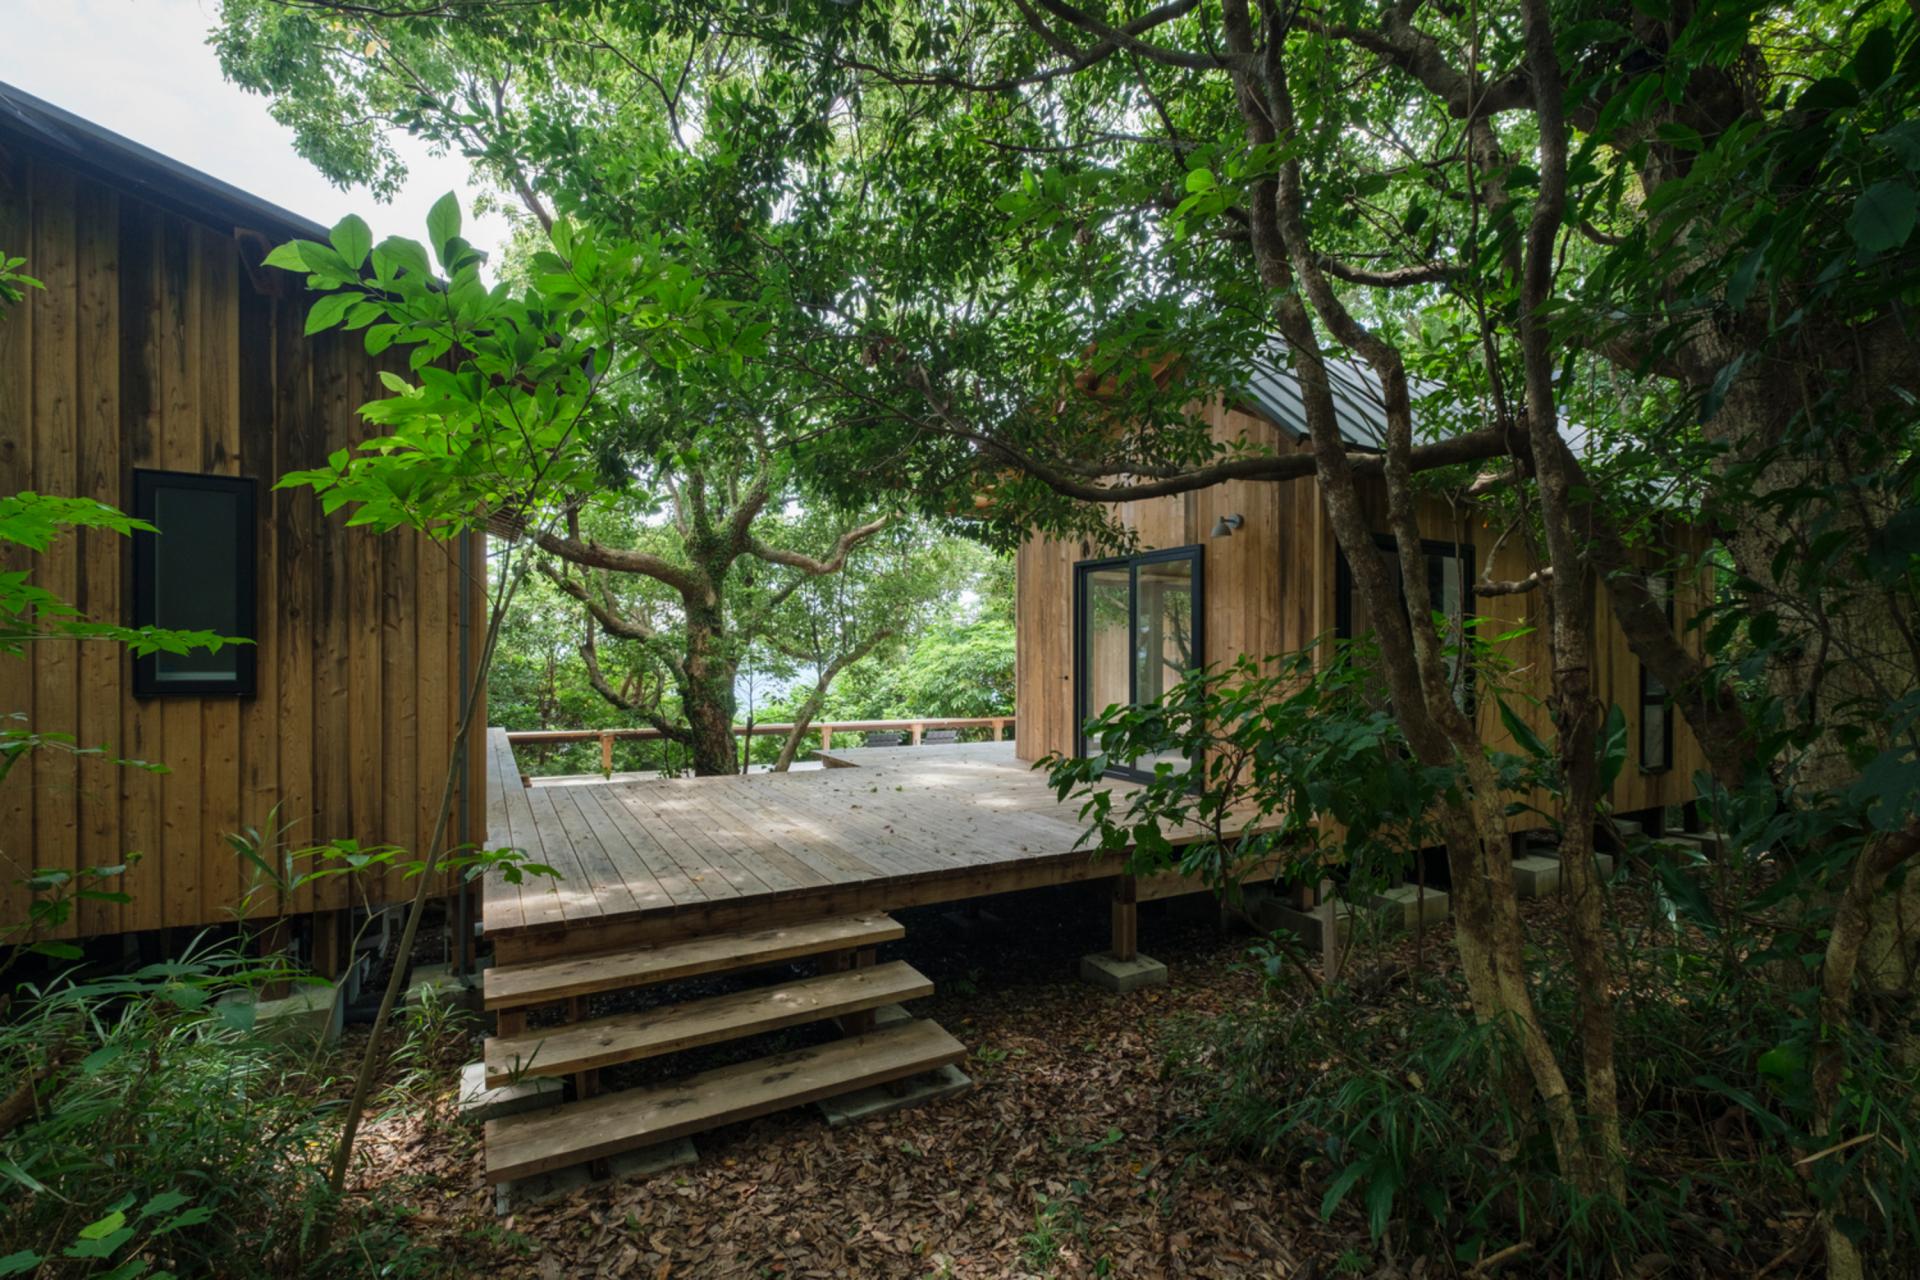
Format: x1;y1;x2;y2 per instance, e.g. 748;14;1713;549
0;936;337;1277
1061;638;1920;1272
1168;905;1920;1274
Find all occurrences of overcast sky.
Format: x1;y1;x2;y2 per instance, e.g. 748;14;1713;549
1;0;511;258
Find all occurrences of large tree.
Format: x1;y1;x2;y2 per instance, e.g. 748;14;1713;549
521;435;891;776
217;0;1920;1269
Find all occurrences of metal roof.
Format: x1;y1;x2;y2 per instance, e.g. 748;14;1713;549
0;79;330;243
1237;339;1593;455
1237;340;1449;450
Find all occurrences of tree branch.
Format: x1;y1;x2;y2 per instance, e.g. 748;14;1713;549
749;515;890;578
528;527;707;600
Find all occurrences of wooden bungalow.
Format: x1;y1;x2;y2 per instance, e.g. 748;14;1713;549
0;82;484;964
1013;347;1708;824
0;82;1705;1195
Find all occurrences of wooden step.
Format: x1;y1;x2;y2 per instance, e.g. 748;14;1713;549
483;913;904;1011
484;1018;966;1184
483;961;933;1087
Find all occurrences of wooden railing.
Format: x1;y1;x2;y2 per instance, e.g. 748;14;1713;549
505;716;1017;774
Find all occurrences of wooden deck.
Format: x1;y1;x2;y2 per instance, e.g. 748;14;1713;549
482;730;1203;963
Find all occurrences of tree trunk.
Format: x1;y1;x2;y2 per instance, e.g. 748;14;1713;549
681;607;740;776
771;633;892;771
1811;822;1920;1280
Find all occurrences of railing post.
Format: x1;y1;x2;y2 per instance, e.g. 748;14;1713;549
992;717;1005;741
910;721;923;746
820;724;832;751
599;731;614;775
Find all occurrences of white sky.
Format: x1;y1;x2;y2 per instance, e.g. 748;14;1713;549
1;0;510;259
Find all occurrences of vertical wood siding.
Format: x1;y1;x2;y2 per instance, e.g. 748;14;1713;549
0;152;483;937
1014;401;1709;823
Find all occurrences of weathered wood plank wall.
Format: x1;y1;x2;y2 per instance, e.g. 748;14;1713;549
0;149;485;938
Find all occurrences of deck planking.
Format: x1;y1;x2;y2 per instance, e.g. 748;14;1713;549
483;730;1229;955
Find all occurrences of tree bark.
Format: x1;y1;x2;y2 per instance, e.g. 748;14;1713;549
771;631;893;771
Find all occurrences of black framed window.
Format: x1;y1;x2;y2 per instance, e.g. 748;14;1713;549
131;469;257;697
1335;535;1475;709
1073;545;1204;777
1639;574;1674;773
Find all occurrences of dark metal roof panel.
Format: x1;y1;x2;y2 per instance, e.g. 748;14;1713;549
0;79;330;243
1238;339;1593;455
1239;341;1428;450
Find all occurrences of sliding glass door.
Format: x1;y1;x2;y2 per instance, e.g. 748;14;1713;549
1073;546;1204;776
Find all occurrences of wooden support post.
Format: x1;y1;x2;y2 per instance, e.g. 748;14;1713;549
599;731;614;775
568;996;597;1098
820;724;832;752
1111;875;1139;962
497;1008;525;1037
991;718;1005;741
827;946;879;1035
256;917;293;999
910;722;924;746
309;910;346;980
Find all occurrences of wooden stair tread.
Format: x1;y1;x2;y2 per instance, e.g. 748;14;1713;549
484;961;933;1086
484;913;903;1010
484;1018;966;1183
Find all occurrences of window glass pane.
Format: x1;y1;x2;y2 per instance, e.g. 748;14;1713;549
1642;701;1669;770
1134;558;1196;704
152;486;240;683
1080;567;1131;722
1077;551;1201;773
1640;573;1673;769
1135;556;1197;774
1437;549;1468;707
1341;540;1472;709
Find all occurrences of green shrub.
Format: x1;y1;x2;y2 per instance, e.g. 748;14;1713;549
0;932;467;1279
1168;925;1920;1274
1165;976;1540;1263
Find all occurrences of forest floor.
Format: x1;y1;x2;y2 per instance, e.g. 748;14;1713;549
341;885;1375;1279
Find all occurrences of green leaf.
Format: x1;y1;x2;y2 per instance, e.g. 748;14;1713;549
1597;703;1628;794
1757;1042;1804;1081
81;1044;125;1074
1654;851;1716;926
0;1252;42;1277
364;323;401;356
139;1191;191;1220
1725;246;1764;309
1848;180;1917;255
304;292;357;336
328;214;372;271
213;997;255;1031
79;1210;128;1242
1875;120;1920;171
372;236;432;280
1496;698;1549;760
426;192;462;264
1320;1160;1368;1220
1849;24;1895;89
260;241;312;272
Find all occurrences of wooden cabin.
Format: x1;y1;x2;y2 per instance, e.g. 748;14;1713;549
0;83;484;959
1013;351;1707;830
